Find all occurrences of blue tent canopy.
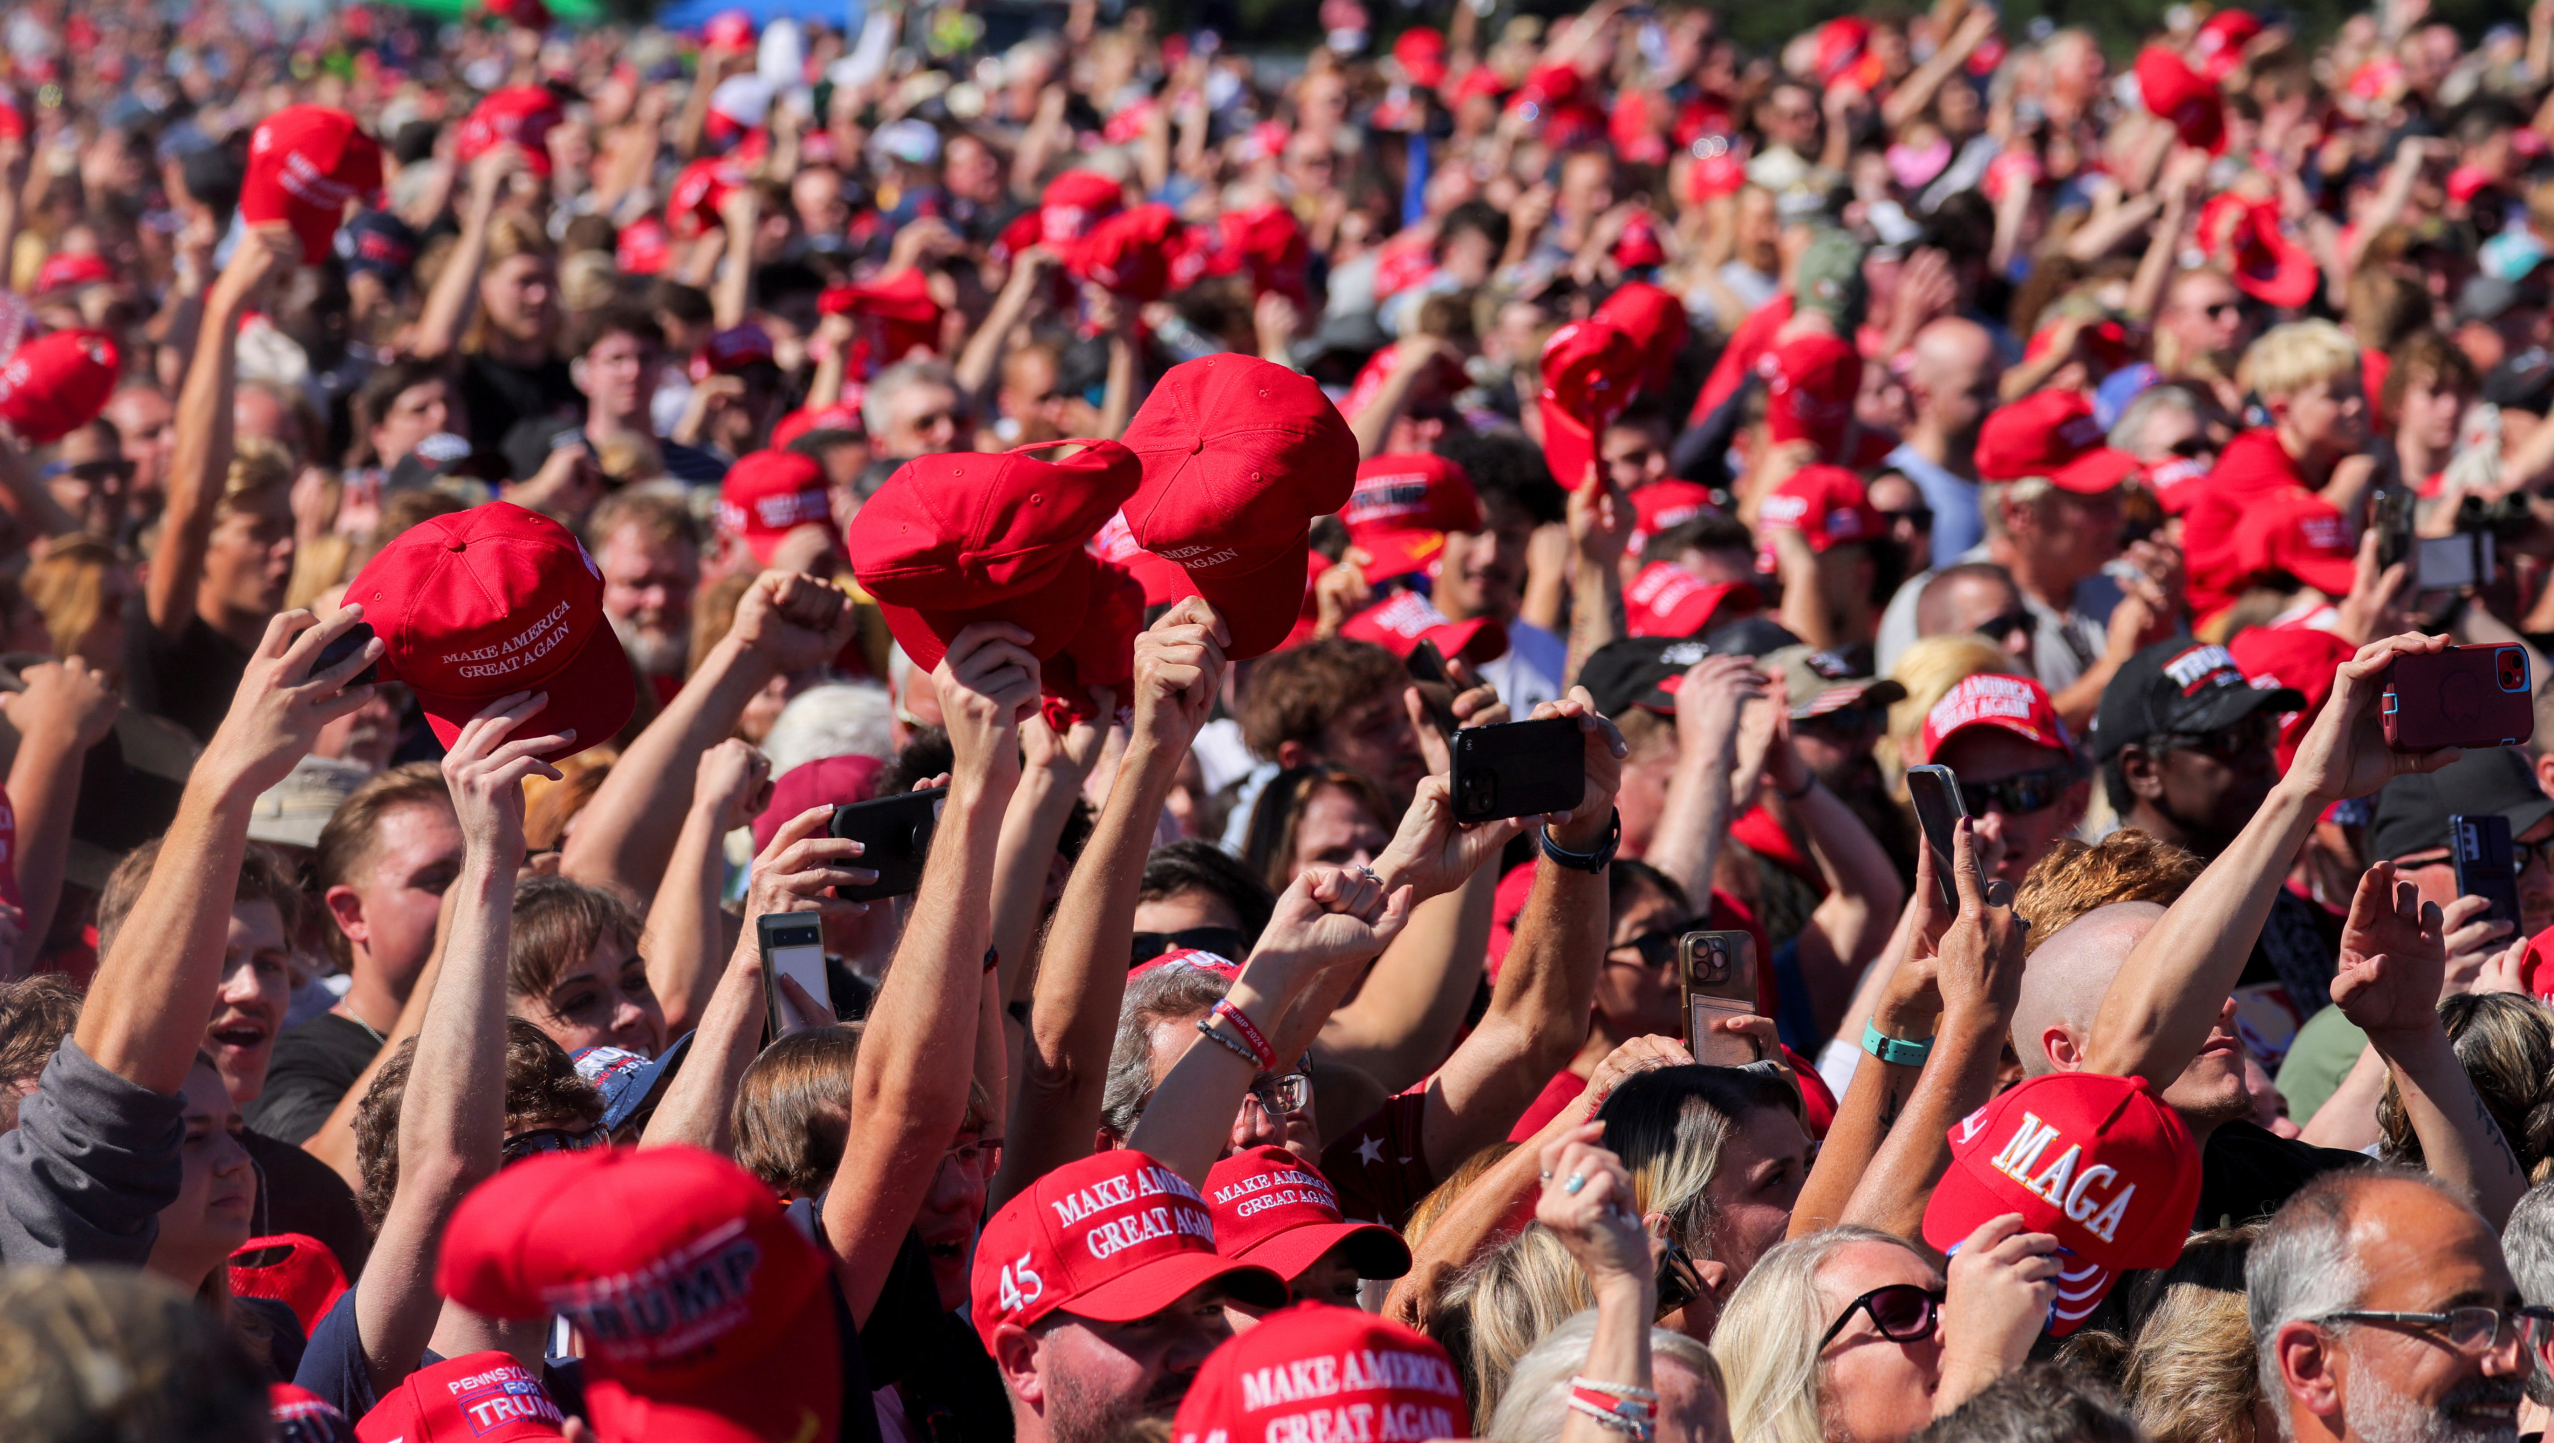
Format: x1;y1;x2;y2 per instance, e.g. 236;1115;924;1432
654;0;860;32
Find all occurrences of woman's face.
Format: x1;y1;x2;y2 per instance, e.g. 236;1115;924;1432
1597;881;1689;1040
1286;785;1390;890
372;379;452;467
482;254;558;345
1703;1106;1813;1289
520;932;666;1059
1813;1242;1946;1443
147;1064;256;1290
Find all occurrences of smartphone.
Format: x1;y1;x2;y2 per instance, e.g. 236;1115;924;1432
827;786;947;900
2412;532;2495;592
1679;930;1761;1066
315;621;378;686
2382;644;2534;751
1450;717;1583;823
1905;764;1969;912
1405;638;1460;738
2375;489;2415;574
2452;813;2524;931
757;914;833;1035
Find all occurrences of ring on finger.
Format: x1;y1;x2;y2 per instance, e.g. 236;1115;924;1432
1563;1173;1587;1195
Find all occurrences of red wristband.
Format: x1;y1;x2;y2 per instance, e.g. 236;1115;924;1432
1210;998;1277;1072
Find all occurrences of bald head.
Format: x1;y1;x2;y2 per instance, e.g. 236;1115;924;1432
1907;318;2001;438
2010;901;2164;1075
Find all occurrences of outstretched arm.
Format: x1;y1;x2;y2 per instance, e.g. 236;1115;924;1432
149;228;292;638
641;739;771;1037
1;660;117;979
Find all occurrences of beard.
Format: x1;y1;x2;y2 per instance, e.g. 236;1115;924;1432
1043;1366;1195;1443
2344;1367;2523;1443
610;612;687;677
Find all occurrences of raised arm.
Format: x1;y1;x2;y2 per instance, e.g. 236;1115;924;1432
1763;712;1908;1037
825;622;1035;1324
561;571;855;897
1560;472;1632;689
640;739;772;1037
354;693;565;1400
2084;633;2459;1085
990;598;1228;1213
0;660;118;979
408;147;515;364
77;607;378;1093
1641;656;1763;911
148;228;292;639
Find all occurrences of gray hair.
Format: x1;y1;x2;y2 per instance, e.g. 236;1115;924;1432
1909;1363;2139;1443
2248;1168;2431;1440
760;681;896;780
1486;1309;1725;1443
1720;1225;1926;1443
1978;477;2055;541
862;358;963;438
2110;384;2202;458
1099;962;1233;1138
2508;1182;2554;1403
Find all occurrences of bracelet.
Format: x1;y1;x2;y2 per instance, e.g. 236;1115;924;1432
1540;808;1621;873
1862;1020;1934;1067
1193;1016;1262;1069
1565;1396;1656;1441
1208;998;1278;1071
1570;1378;1659;1403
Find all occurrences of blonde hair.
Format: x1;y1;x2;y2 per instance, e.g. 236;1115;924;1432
222;438;295;511
1487;1310;1726;1443
464;213;557;356
21;537;121;664
2237;319;2361;402
2013;829;2204;955
1441;1224;1593;1421
1886;634;2020;784
1719;1226;1925;1443
2114;1227;2263;1443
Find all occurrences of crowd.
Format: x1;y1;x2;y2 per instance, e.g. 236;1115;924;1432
18;0;2554;1440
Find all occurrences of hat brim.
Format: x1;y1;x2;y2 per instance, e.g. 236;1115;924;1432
1059;1250;1289;1324
2232;240;2320;309
2282;552;2360;597
2049;447;2143;495
1172;539;1317;661
1356;528;1449;584
1538;396;1597;491
1923;712;2071;764
416;618;634;763
585;1267;839;1443
599;1031;692;1133
878;550;1096;675
1235;1219;1413;1284
1795;678;1907;717
1920;1157;2121;1337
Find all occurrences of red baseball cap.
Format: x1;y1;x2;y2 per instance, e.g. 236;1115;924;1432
32;252;112;295
771;401;864;449
1068;204;1183;302
2200;192;2318;310
1627;479;1717;555
1625;562;1755;639
438;1146;840;1443
1215;203;1311;305
1392;26;1449;88
274;1385;356;1443
242;106;383;264
1538;319;1642;490
753;754;884;855
1921;1073;2200;1335
970;1149;1288;1351
1041;170;1126;245
2146;454;2211;515
229;1233;350;1337
356;1352;565;1442
456;86;564;178
2231;487;2356;597
0;329;118;444
821;270;943;374
1044;558;1146;725
1205;1146;1410;1285
2135;47;2225;153
718;449;837;564
2225;624;2354;769
345;501;633;761
1342;454;1483;583
694;324;775;378
1761;334;1863;458
669;158;745;239
1594;280;1688;392
615;216;671;275
1758;465;1885;552
1128;946;1244;982
1172;1304;1468;1443
1341;590;1507;667
1119;355;1359;659
1975;390;2142;494
1919;671;2074;763
2193;8;2264;80
847;440;1142;673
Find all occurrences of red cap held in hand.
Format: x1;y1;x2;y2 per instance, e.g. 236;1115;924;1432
1041;170;1127;245
1594;280;1689;392
242;106;383;264
1976;390;2142;493
848;440;1142;673
345;501;632;761
2199;192;2318;310
1919;672;2074;763
1068;204;1184;303
2136;47;2226;153
1921;1073;2200;1335
1343;453;1482;583
1172;1304;1468;1443
355;1352;565;1442
438;1146;841;1443
1762;335;1863;458
1206;1146;1410;1285
0;330;118;444
1120;355;1358;659
32;251;112;295
971;1149;1288;1352
1341;590;1506;667
1043;558;1146;725
1538;319;1642;490
717;449;838;565
1758;465;1885;553
456;86;565;178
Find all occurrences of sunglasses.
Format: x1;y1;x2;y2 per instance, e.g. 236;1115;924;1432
1132;927;1252;967
1959;764;2082;816
2155;713;2279;765
1878;505;1935;531
502;1125;607;1164
1797;704;1887;739
1819;1283;1946;1349
1611;929;1687;969
1972;611;2034;644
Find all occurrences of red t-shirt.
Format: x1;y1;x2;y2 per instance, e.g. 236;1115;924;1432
1321;1088;1439;1228
2184;429;2312;624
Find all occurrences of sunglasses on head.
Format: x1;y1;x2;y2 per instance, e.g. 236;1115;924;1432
1959;764;2082;816
502;1125;607;1164
1819;1283;1945;1349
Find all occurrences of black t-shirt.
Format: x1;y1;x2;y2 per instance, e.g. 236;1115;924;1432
861;1232;1013;1443
242;1128;373;1283
458;351;581;466
123;614;251;744
2195;1119;2366;1231
245;1013;382;1147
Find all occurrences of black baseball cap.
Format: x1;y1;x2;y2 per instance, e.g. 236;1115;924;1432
2485;348;2554;416
1581;636;1716;717
2369;746;2554;863
2091;638;2305;761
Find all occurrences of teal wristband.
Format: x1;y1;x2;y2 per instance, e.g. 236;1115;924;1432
1862;1021;1933;1067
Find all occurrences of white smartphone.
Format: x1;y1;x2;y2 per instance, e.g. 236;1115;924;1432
757;915;833;1036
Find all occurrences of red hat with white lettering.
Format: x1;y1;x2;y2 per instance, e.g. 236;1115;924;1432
1342;454;1483;583
1627;479;1717;555
1594;280;1688;393
0;329;118;444
355;1352;566;1442
970;1149;1288;1352
1625;561;1755;639
2230;488;2357;597
1205;1146;1410;1284
1921;1072;2200;1335
1120;355;1359;659
1172;1304;1468;1443
241;106;383;264
1538;319;1643;490
1758;466;1885;553
1918;671;2074;763
1976;390;2142;494
438;1146;840;1443
717;450;838;564
456;86;564;178
345;500;632;761
1341;590;1507;667
1041;170;1127;245
1762;335;1862;458
848;440;1142;674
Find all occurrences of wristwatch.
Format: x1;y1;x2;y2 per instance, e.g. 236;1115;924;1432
1862;1021;1934;1067
1540;809;1620;873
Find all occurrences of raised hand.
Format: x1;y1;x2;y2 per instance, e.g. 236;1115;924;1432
440;691;572;862
1535;1124;1651;1292
1252;861;1417;977
1938;1213;2061;1410
728;570;857;673
2331;861;2449;1039
2285;632;2463;803
1579;1034;1696;1116
1533;686;1631;842
1022;688;1113;791
746;804;876;919
201;605;383;795
1405;656;1508;779
1373;775;1534;904
1129;596;1229;755
935;621;1042;789
1931;818;2027;1025
3;658;119;752
1676;654;1765;763
1567;467;1635;576
694;738;775;833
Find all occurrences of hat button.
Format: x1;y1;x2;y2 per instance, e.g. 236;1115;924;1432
447;539;466;552
1191;438;1204;454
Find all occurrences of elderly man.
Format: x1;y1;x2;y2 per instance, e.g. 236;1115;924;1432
866;358;974;460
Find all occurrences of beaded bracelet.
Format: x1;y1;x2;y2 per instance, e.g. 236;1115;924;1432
1209;997;1277;1071
1193;1016;1261;1069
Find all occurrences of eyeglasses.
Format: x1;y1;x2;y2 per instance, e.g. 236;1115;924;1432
1819;1283;1946;1350
2324;1305;2554;1356
947;1135;1003;1172
1610;929;1685;969
1877;505;1935;532
2518;837;2554;875
1973;611;2034;644
2156;713;2280;766
1245;1072;1314;1118
502;1125;607;1164
1959;764;2083;816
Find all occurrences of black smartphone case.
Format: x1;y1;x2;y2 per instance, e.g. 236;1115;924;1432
827;787;946;900
1449;718;1583;823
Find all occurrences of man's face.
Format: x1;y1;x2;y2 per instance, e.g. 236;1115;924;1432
597;523;699;677
1760;85;1818;152
105;387;174;501
2310;1183;2526;1443
1434;498;1534;624
919;1131;996;1312
49;428;130;538
328;801;462;998
372;380;452;469
204;900;291;1105
1928;575;2035;668
2397;815;2554;940
203;493;295;623
2128;711;2282;859
1792;701;1888;800
580;330;660;427
1932;729;2088;884
482;253;558;344
2164;276;2250;368
1602;424;1670;494
2011;487;2123;589
945;137;1003;202
1029;1288;1236;1443
1317;687;1425;802
1595;878;1690;1041
2278;375;2370;461
882;380;968;459
792;168;849;236
1142;1012;1320;1162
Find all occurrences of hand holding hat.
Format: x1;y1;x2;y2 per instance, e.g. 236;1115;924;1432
1129;596;1231;757
200;605;386;799
1938;1214;2065;1404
